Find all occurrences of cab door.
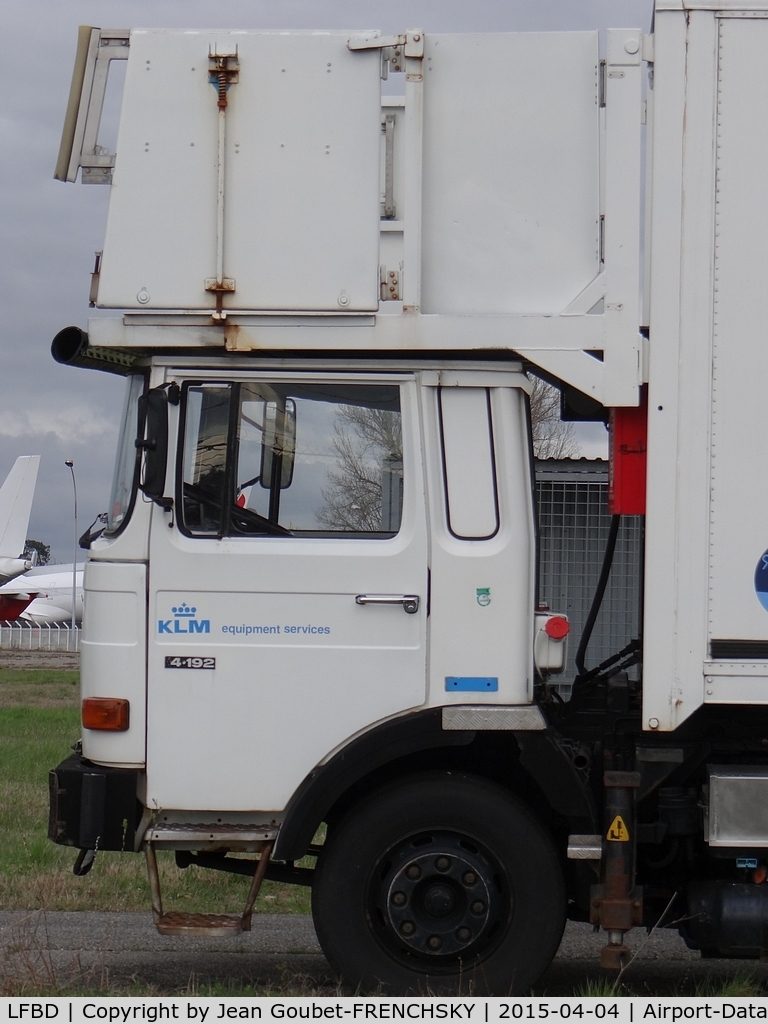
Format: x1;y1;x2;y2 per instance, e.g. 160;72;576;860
146;371;428;812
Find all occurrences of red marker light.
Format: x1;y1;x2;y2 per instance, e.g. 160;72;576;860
544;616;569;640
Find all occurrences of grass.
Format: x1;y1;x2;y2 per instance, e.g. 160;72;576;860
0;666;310;915
692;972;767;997
577;975;768;998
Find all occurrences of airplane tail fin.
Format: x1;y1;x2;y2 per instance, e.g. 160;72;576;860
0;456;40;559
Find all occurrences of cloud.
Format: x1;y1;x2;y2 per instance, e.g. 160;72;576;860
0;405;116;443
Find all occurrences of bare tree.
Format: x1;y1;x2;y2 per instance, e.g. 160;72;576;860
528;377;580;460
317;406;402;532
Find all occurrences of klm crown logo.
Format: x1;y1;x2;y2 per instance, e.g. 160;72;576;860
158;601;210;635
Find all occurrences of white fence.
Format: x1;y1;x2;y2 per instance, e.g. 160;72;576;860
0;621;80;652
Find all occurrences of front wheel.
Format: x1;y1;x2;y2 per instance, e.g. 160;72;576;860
311;772;565;995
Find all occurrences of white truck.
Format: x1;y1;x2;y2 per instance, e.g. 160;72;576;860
46;1;768;994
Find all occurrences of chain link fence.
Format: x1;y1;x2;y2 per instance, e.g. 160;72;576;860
536;459;643;699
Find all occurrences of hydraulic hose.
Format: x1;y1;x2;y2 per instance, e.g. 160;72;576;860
575;513;621;679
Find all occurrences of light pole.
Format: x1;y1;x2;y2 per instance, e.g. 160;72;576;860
64;461;78;633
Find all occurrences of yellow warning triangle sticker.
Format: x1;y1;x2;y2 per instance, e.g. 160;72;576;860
607;815;630;842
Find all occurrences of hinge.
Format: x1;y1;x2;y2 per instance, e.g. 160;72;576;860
89;251;102;307
348;30;423;77
380;267;400;302
386;46;404;74
205;278;236;293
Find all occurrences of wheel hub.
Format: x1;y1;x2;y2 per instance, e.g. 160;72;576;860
382;835;498;957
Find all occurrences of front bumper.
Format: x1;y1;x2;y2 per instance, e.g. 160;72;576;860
48;752;141;852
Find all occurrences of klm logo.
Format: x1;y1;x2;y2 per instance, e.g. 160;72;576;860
158;602;210;635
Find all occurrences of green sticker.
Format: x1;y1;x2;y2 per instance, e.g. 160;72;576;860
476;587;491;608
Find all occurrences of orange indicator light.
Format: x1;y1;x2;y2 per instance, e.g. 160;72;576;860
82;697;130;732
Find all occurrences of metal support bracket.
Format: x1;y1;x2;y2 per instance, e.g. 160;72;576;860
205;48;240;320
590;770;643;969
381;113;397;219
54;27;130;184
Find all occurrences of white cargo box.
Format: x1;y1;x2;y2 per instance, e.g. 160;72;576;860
89;29;604;315
59;26;646;406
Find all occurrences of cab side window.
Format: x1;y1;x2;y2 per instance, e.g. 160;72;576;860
179;382;403;538
438;387;499;540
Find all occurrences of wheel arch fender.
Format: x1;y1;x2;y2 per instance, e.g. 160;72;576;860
273;708;597;861
273;708;475;861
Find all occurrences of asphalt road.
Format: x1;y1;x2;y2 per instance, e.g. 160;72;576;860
2;911;767;996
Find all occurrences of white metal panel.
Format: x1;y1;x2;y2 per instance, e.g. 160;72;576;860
424;384;534;707
81;560;147;767
98;30;381;312
643;9;718;730
421;32;599;316
707;18;768;649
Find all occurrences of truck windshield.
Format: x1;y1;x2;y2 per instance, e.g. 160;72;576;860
106;374;146;534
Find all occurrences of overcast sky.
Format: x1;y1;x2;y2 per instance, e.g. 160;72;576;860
0;0;652;561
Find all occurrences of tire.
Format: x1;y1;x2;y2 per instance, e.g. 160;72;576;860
311;772;566;995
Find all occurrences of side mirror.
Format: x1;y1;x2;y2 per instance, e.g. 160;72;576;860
259;399;296;490
136;384;179;510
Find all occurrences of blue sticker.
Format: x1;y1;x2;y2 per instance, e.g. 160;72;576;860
445;677;498;692
755;551;768;611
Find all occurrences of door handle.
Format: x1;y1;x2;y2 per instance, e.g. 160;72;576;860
355;594;420;615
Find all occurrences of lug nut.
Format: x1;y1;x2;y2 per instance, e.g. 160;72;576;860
427;935;442;950
392;891;407;907
401;921;415;935
471;900;486;914
435;856;451;871
406;864;421;880
457;926;471;942
462;871;477;886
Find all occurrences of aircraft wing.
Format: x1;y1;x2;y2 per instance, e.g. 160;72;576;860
0;593;36;621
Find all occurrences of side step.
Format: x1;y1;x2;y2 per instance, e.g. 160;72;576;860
154;912;247;937
146;840;273;936
148;822;278;848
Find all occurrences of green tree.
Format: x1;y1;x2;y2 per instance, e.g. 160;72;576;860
24;539;50;566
